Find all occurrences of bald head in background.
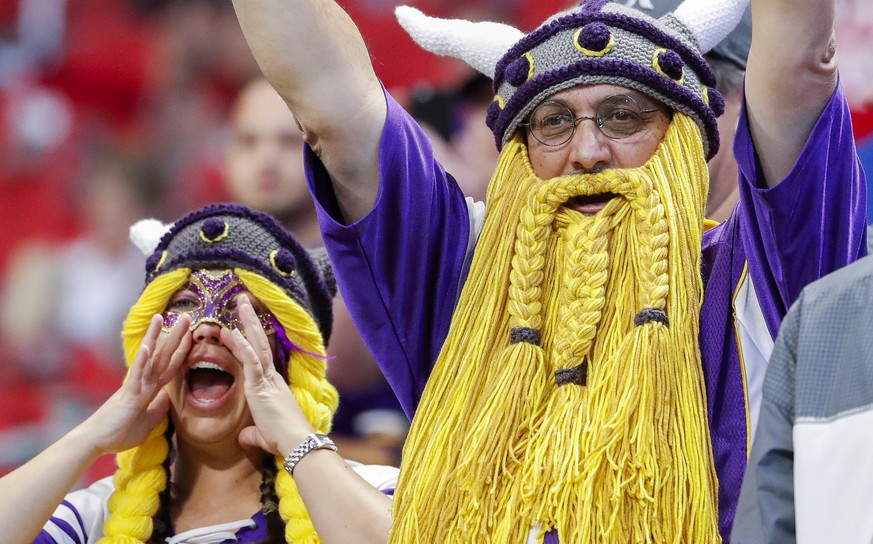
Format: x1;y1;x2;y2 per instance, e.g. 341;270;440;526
224;78;321;246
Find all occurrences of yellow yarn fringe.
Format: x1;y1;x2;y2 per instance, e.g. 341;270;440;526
390;113;720;544
97;269;187;544
99;267;337;544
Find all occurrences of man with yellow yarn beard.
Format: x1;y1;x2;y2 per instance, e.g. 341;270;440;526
231;0;867;542
0;204;398;543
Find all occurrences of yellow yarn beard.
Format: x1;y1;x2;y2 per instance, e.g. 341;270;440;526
390;113;720;544
100;267;337;544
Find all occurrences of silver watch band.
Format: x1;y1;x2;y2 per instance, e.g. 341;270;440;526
283;433;337;475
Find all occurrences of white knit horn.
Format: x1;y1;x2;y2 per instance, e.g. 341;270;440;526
673;0;750;53
395;5;524;78
130;218;171;256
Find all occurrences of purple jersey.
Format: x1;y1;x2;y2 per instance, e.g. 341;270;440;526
305;83;866;541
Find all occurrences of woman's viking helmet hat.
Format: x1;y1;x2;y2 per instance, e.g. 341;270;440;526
130;203;336;343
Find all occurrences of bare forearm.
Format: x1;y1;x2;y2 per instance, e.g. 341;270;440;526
746;0;838;186
232;0;385;222
291;450;392;544
0;427;100;543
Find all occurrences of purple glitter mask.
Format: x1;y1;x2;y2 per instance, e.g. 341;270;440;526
162;269;278;335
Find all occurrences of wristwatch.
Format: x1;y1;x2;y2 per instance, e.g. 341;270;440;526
283;433;338;475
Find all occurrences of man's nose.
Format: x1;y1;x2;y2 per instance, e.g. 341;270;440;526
565;118;612;174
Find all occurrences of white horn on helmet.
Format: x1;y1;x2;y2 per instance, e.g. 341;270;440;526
673;0;751;53
394;5;524;78
130;218;172;256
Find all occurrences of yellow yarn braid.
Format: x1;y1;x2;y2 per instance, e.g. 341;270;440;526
390;113;720;543
236;269;338;544
99;268;188;544
100;267;338;544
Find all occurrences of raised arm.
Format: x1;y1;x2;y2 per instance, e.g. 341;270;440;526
745;0;839;187
231;0;386;223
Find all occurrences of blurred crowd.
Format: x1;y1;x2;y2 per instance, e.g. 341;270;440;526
0;0;869;485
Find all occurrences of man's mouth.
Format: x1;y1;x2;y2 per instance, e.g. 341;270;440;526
563;192;619;215
186;361;235;407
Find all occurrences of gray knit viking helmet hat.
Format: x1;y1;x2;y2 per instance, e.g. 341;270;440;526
396;0;750;159
634;0;752;72
130;203;337;343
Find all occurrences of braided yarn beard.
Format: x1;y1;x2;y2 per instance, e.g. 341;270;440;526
390;113;720;544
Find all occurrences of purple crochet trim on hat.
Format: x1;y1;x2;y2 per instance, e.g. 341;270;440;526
486;101;501;130
576;22;611;52
601;12;714;83
200;218;227;241
580;0;610;13
293;245;335;343
154;247;305;299
707;87;725;117
506;56;532;87
656;49;684;80
151;202;335;342
273;248;297;275
494;58;720;158
146;251;162;273
576;23;612;51
494;9;715;90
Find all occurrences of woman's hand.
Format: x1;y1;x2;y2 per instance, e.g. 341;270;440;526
221;299;392;544
221;295;315;456
0;312;193;543
78;313;192;455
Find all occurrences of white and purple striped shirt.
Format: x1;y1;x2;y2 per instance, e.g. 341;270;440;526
35;462;398;544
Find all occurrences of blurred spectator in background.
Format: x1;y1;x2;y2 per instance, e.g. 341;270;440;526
135;0;261;216
0;151;163;481
223;77;408;465
224;78;321;246
0;80;79;271
0;0;65;89
410;73;499;202
0;0;259;273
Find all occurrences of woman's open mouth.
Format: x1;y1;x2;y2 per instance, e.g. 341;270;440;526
563;192;619;215
186;361;236;409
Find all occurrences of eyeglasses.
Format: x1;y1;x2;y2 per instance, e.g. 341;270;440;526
519;94;664;147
